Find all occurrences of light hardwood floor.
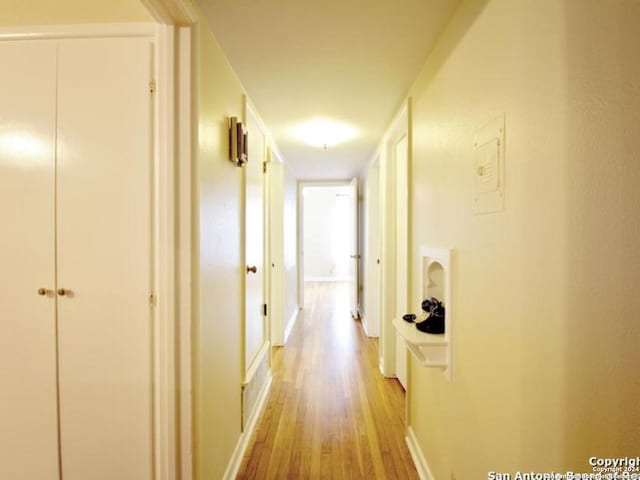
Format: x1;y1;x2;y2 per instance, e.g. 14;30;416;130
237;282;419;479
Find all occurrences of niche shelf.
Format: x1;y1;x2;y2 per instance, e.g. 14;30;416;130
393;246;453;381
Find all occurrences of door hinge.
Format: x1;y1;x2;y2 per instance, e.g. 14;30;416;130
263;161;267;173
149;80;156;94
263;303;268;316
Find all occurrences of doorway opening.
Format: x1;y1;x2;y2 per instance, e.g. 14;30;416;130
298;181;359;318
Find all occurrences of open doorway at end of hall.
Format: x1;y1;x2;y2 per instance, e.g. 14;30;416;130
298;181;360;319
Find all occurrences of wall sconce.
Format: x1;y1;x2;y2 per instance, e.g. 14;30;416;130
229;116;248;166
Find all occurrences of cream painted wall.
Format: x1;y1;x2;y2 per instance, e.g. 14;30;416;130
193;21;245;480
284;165;299;329
404;0;640;477
0;0;150;25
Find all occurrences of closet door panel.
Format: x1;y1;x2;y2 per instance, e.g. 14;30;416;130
56;38;153;480
0;42;60;480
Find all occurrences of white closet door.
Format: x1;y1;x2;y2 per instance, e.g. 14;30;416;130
0;42;60;480
55;38;153;480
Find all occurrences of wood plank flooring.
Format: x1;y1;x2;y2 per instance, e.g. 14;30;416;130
237;282;419;479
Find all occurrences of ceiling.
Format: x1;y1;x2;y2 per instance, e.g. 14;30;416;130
198;0;459;179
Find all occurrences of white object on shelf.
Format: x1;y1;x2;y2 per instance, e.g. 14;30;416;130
393;246;453;380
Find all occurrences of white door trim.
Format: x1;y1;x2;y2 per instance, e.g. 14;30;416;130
154;24;178;480
0;23;156;40
141;3;197;477
153;18;195;480
140;0;198;25
379;99;410;379
140;2;196;476
175;25;193;480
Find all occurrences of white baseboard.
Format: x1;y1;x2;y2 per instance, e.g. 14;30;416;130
223;373;272;480
360;314;380;338
361;314;370;336
406;426;435;480
362;314;375;337
379;357;396;379
304;276;350;282
284;307;300;344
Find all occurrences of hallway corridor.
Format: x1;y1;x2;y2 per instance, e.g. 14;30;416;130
237;282;418;479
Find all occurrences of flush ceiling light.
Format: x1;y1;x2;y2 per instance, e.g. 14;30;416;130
290;118;358;149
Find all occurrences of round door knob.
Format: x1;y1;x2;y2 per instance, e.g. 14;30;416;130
57;288;68;296
37;288;47;296
246;265;257;274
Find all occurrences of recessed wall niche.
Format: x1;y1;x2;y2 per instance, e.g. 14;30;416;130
419;247;453;380
392;246;453;381
424;259;445;302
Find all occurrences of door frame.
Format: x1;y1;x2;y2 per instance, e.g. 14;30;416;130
379;100;410;379
153;21;194;480
393;132;410;389
142;6;197;477
141;4;197;478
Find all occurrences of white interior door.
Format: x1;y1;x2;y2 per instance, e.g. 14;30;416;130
395;135;409;389
365;160;381;337
268;161;285;346
55;38;153;480
244;107;265;373
0;41;60;480
349;178;359;317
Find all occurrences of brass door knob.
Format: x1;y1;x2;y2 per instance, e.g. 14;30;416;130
37;288;48;296
57;288;68;296
246;265;257;274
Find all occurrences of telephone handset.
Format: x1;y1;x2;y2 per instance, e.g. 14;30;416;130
416;296;445;334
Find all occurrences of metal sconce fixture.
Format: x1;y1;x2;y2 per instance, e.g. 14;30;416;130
229;116;248;166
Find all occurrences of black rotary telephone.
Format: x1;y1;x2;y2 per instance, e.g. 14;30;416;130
400;297;445;334
401;297;445;334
